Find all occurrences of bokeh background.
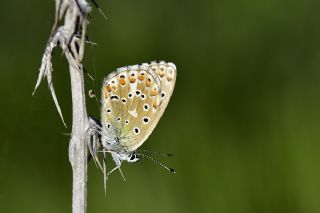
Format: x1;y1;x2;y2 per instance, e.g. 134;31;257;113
1;0;320;212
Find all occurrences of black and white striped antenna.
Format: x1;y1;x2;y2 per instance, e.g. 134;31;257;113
137;153;176;173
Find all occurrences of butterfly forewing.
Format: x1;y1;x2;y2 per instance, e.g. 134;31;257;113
101;62;176;152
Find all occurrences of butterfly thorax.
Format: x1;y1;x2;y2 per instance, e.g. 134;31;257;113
101;134;140;163
101;133;126;153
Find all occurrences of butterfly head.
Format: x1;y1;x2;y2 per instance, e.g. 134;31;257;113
126;152;141;163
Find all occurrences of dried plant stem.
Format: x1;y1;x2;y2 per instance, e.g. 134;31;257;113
68;58;88;213
34;1;92;213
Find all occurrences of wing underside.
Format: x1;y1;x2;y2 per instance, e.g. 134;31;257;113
101;61;177;152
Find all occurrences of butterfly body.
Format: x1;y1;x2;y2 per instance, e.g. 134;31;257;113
100;61;176;157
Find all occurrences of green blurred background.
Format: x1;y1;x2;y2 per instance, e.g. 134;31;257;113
1;0;320;212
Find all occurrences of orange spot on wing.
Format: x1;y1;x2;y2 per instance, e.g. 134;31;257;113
104;90;109;98
106;85;112;92
146;78;152;87
159;71;165;77
129;76;136;83
119;78;126;85
153;99;159;109
158;66;165;77
150;89;158;96
138;75;145;81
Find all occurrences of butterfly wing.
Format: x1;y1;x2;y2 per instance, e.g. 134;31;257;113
101;61;176;152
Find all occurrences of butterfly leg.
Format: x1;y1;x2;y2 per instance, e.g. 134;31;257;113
86;131;100;168
102;150;107;195
105;169;126;184
110;152;126;182
86;116;103;170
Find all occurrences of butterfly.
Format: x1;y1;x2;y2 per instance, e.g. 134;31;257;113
88;61;176;186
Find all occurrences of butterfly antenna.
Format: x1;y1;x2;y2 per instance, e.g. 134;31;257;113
138;153;176;173
138;150;174;157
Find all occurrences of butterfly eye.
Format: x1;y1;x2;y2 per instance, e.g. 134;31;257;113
130;154;135;161
127;153;140;162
